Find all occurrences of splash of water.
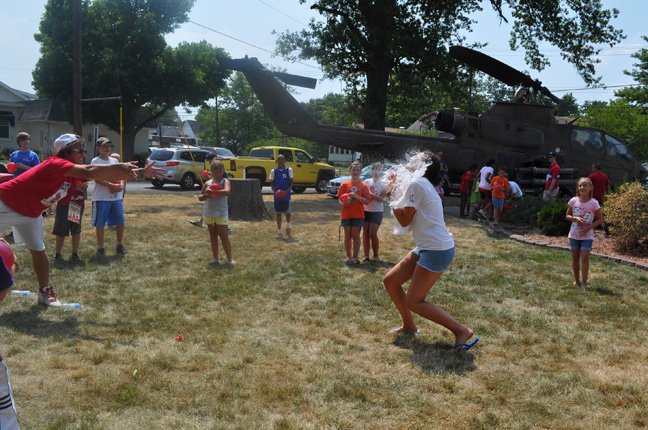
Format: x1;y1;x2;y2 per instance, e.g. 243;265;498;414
382;150;431;235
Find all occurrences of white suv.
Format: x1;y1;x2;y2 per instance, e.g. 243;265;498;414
146;148;211;189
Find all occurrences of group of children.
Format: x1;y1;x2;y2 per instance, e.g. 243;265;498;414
457;158;604;290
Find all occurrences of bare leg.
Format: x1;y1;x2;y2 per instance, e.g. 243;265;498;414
343;226;352;260
362;222;371;259
276;213;282;230
96;226;105;249
55;236;65;255
493;207;500;224
369;222;380;259
351;225;362;261
208;224;219;261
580;250;590;289
405;264;474;345
116;225;125;246
29;249;50;288
571;250;581;287
71;233;80;254
218;224;234;263
383;252;419;332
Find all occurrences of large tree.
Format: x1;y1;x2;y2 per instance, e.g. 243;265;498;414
33;0;229;161
615;35;648;112
275;0;624;131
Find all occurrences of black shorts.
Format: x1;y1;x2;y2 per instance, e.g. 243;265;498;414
52;205;84;237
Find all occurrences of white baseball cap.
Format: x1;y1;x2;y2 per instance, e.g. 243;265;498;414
54;133;80;153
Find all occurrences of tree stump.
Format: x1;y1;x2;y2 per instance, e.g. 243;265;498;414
228;178;272;221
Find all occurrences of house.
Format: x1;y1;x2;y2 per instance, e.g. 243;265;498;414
148;125;197;148
1;80;157;161
0;81;37;151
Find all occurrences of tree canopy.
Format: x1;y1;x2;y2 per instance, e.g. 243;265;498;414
275;0;624;131
33;0;230;160
615;35;648;112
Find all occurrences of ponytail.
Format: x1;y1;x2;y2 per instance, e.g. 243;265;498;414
423;156;441;185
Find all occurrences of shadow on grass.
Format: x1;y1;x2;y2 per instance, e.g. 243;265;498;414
0;307;137;346
51;259;87;271
589;287;622;297
393;335;477;376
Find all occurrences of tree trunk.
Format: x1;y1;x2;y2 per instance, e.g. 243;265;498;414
228;178;271;221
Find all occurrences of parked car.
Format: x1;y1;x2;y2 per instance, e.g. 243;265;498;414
199;146;237;160
326;163;392;197
145;147;211;189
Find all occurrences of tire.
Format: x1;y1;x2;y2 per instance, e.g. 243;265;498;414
151;179;165;189
180;173;196;190
292;186;306;194
315;177;329;194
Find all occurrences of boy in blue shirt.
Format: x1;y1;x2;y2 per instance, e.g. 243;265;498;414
10;132;40;178
270;154;294;237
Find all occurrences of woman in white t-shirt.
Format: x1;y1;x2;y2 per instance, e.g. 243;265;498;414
477;159;495;218
383;156;479;351
362;162;386;262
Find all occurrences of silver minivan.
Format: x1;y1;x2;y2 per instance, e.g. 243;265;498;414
146;148;211;189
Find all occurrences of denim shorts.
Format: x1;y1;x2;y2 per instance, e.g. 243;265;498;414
569;239;593;251
341;218;364;227
492;196;504;211
364;211;383;225
412;247;455;273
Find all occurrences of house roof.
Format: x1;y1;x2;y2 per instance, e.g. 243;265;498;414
0;81;37;104
184;120;205;135
17;99;68;122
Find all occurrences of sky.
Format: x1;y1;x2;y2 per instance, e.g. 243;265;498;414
1;0;647;121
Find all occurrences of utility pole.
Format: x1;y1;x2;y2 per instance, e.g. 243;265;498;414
72;0;82;135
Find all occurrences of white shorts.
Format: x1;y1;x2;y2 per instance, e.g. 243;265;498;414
0;200;45;251
0;357;19;430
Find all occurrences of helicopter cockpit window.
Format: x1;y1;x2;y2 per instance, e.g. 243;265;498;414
572;129;604;153
605;134;633;163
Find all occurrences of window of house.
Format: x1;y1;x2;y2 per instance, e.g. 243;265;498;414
0;118;9;139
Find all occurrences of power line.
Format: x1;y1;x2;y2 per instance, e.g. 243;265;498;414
256;0;309;27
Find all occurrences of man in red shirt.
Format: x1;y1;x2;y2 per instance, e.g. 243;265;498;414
459;163;477;217
543;152;561;200
0;133;164;306
588;163;611;204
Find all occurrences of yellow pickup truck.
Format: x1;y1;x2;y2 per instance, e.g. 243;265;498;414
225;146;336;193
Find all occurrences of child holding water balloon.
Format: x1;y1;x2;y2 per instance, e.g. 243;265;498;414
566;177;603;290
198;160;234;265
337;161;371;264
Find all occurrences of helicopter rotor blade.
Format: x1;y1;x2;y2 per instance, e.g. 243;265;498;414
449;46;572;113
219;57;317;89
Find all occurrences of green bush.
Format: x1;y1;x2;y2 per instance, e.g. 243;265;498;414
502;195;552;226
602;181;648;252
537;202;571;236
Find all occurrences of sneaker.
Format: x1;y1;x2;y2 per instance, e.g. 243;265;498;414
53;253;62;260
38;286;61;307
478;209;487;219
96;248;106;256
189;220;203;227
116;244;128;255
71;253;81;261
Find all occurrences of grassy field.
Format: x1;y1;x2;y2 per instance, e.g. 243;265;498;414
2;193;647;429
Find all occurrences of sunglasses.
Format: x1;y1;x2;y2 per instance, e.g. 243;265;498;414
73;148;87;155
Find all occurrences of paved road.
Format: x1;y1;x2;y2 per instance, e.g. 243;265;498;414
91;180;320;196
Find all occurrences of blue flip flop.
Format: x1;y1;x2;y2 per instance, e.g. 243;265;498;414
452;337;480;351
391;328;420;335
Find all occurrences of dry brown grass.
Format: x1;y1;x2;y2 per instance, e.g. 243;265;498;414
2;193;647;429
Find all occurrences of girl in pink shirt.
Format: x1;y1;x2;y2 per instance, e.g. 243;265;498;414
566;177;603;290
